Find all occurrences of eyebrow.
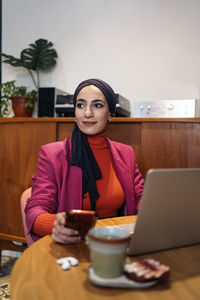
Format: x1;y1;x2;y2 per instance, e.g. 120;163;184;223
76;99;105;103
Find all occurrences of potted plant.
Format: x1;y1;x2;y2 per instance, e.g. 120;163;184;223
0;80;37;117
1;38;58;90
0;38;58;117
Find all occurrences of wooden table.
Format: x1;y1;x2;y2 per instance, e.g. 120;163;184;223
11;216;200;299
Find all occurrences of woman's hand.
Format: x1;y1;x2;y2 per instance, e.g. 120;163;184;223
51;212;81;244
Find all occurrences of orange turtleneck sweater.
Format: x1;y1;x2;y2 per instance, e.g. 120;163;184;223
32;132;125;236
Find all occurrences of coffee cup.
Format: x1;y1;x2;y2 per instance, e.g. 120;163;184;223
87;226;130;278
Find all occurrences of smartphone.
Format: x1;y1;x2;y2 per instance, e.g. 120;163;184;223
65;209;98;239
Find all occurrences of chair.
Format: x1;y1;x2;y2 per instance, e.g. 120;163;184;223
20;187;34;246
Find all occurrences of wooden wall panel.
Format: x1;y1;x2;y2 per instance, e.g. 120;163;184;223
140;122;200;176
107;122;142;170
57;122;74;141
0;122;57;237
1;118;200;242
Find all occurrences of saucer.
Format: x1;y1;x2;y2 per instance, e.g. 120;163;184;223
88;266;157;289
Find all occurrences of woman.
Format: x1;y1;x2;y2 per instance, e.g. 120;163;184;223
25;78;144;244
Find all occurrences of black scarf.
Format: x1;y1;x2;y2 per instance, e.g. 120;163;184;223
71;123;102;210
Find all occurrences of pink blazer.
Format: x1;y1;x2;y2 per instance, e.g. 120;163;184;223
25;137;144;241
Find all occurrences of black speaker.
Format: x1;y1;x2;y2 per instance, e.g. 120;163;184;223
38;87;67;117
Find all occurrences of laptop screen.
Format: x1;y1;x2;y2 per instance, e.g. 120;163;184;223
128;168;200;256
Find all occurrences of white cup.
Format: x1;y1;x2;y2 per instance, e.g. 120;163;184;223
87;226;130;278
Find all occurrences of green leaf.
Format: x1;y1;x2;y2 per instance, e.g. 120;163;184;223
25;100;34;109
21;38;58;71
14;86;27;97
1;53;23;67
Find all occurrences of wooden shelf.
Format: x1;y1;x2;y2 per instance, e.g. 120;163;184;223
1;116;200;123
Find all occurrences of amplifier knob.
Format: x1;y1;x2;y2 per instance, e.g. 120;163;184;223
167;104;174;110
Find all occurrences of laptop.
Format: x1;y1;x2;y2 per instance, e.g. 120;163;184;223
125;168;200;256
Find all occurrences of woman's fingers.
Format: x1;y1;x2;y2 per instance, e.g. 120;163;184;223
52;232;81;244
53;223;79;237
51;212;81;244
56;212;67;226
51;227;81;244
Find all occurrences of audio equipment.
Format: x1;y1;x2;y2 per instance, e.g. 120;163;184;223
133;99;200;118
38;87;67;117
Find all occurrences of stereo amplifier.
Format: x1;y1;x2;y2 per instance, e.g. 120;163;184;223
133;99;200;118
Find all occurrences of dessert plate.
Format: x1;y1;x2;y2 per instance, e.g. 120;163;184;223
88;266;157;289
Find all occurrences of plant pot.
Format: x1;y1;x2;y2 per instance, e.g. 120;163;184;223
10;96;34;117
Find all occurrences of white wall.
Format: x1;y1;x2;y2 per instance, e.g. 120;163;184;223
2;0;200;115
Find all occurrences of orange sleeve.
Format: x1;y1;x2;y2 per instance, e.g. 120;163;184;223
32;213;56;236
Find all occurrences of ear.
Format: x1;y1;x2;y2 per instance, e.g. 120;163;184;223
108;113;112;123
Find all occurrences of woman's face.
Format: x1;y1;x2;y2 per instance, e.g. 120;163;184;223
75;85;111;135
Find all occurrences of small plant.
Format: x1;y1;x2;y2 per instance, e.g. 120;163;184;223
0;81;14;116
0;80;37;117
1;38;58;90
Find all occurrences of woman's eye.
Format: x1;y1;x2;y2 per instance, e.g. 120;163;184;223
95;103;103;108
76;103;84;108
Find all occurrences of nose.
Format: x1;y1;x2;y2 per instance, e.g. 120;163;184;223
84;105;93;118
